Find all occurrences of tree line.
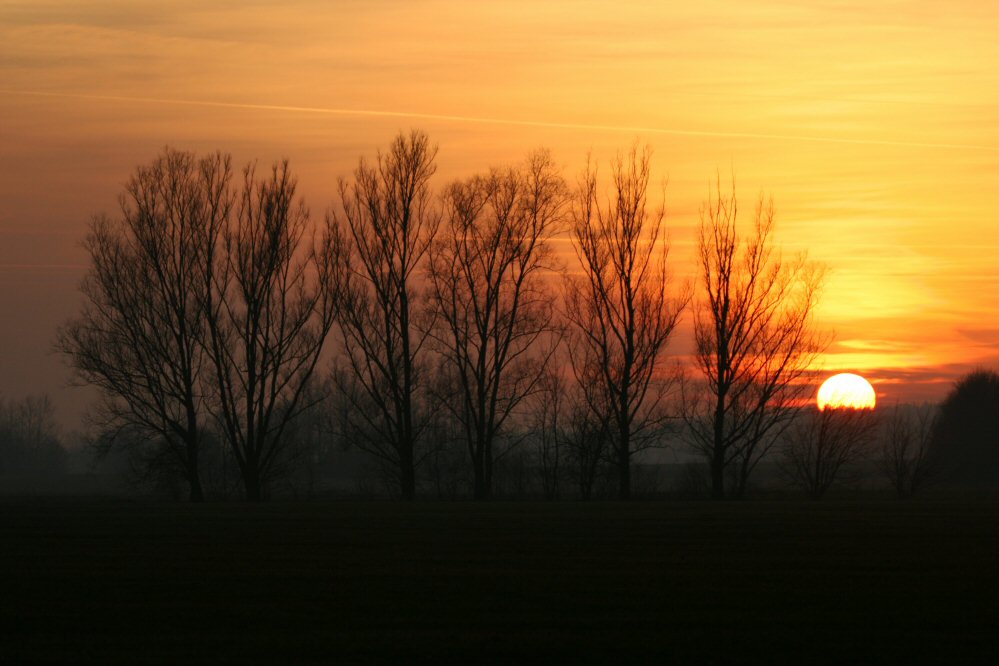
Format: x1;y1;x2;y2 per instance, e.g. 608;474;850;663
51;130;969;501
0;394;67;490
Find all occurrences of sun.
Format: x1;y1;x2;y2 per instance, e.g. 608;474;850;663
816;373;876;410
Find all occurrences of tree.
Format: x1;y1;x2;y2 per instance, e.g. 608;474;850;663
877;402;938;498
57;148;233;501
268;381;337;499
326;130;440;500
427;150;566;500
529;369;565;500
684;178;825;499
929;369;999;490
779;406;876;499
204;160;337;501
561;377;613;501
0;394;66;488
421;367;471;499
565;144;687;499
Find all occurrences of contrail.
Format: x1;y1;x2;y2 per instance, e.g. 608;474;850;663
4;89;998;152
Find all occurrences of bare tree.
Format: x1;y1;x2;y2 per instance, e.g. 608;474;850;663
779;407;877;499
565;144;687;499
421;367;470;499
326;130;440;500
0;394;66;487
427;150;566;500
684;178;825;499
530;369;565;500
877;402;938;498
204;160;337;501
268;381;337;499
57;149;233;501
562;380;612;501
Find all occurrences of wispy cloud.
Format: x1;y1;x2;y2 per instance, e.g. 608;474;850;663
5;89;998;153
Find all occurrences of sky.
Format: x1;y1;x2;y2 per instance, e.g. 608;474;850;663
1;0;998;428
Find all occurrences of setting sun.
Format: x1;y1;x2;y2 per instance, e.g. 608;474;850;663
816;373;876;411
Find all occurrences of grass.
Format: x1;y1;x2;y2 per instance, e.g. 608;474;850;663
2;498;998;664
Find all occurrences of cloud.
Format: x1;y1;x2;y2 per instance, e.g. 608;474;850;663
956;328;999;349
5;89;998;153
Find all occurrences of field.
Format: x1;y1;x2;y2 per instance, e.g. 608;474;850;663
2;499;998;664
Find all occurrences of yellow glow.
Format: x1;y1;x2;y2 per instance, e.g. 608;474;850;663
817;373;877;411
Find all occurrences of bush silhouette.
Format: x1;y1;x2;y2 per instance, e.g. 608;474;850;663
930;369;999;490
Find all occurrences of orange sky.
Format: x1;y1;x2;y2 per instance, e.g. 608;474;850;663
2;0;998;425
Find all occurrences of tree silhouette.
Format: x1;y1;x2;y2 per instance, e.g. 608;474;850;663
529;368;566;500
877;402;938;498
204;160;337;501
562;375;613;501
565;144;687;499
929;369;999;490
683;178;825;499
57;149;233;501
779;406;876;499
427;150;566;500
0;394;66;488
326;130;440;500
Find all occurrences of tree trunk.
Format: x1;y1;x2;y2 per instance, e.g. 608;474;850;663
243;465;263;501
188;475;205;502
484;446;493;499
399;444;416;501
473;475;490;500
731;478;745;500
472;447;489;500
732;456;751;499
618;439;631;500
711;388;727;499
579;460;594;500
710;451;725;500
185;436;205;502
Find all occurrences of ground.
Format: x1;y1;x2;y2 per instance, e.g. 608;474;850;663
2;499;998;664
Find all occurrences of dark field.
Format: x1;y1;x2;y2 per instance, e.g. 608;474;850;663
3;499;999;664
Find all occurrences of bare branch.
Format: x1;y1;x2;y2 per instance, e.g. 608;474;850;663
56;148;234;501
427;149;567;500
564;143;688;499
204;159;337;500
324;130;441;499
683;175;828;499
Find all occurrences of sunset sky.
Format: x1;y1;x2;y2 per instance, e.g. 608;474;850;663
2;0;998;426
